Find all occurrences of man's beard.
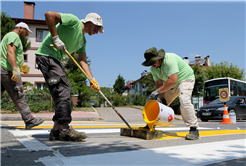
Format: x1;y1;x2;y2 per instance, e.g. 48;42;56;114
20;31;25;39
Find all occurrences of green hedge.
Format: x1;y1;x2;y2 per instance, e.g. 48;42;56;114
1;89;53;113
1;92;16;112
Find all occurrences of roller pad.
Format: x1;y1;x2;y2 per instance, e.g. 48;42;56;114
120;128;163;140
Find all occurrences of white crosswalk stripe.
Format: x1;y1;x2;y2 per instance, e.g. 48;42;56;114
4;122;246;166
60;139;246;166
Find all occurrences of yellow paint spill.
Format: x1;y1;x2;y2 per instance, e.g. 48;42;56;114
147;123;155;131
156;130;246;140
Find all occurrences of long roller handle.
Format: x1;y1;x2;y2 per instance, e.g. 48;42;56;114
50;44;132;130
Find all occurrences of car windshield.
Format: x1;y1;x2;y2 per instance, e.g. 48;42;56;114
209;97;237;105
88;100;95;103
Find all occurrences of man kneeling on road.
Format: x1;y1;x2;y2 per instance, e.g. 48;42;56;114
35;11;103;141
142;47;199;140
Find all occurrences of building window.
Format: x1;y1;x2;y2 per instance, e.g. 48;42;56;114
24;54;28;62
36;82;48;90
36;29;49;41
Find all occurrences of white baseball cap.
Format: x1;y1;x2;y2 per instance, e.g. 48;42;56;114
15;22;33;34
81;13;104;34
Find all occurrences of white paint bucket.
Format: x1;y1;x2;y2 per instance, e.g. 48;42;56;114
142;100;174;128
229;112;236;124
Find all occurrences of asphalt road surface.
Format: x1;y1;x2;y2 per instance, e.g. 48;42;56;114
1;107;246;166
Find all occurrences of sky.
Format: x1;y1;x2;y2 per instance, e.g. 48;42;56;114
1;0;245;89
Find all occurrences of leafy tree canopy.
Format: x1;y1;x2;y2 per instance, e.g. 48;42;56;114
1;12;15;39
1;12;31;52
113;74;126;95
64;53;93;106
191;64;205;96
140;74;156;96
205;62;245;81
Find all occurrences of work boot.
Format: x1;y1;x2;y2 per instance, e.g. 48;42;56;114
25;118;45;130
49;129;59;141
185;127;199;140
59;126;87;141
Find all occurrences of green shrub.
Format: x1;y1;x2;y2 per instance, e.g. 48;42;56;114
82;101;93;107
1;87;53;113
1;92;17;112
112;94;127;106
132;93;148;106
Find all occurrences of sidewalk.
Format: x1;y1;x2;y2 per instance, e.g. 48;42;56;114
1;111;100;121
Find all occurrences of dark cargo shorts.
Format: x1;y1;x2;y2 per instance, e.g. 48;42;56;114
36;54;72;125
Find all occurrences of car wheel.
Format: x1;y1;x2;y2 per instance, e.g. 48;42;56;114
229;109;238;120
200;118;208;122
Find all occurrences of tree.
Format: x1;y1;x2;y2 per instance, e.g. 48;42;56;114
64;53;93;107
113;74;125;95
112;93;127;106
140;74;156;96
132;93;148;106
1;12;15;39
1;12;31;52
205;62;245;81
191;64;205;96
21;37;31;53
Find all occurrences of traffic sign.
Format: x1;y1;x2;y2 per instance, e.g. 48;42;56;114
219;88;229;102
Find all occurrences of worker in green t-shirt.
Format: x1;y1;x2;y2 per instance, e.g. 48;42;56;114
1;22;45;129
35;11;104;141
142;47;199;140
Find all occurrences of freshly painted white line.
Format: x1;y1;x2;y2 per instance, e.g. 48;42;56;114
8;126;245;166
9;127;213;137
61;139;246;166
17;137;53;152
35;151;66;166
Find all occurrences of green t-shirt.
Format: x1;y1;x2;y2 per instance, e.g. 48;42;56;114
35;13;87;62
0;32;24;71
151;53;195;89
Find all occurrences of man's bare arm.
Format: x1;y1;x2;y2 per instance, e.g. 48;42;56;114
157;73;177;93
78;52;93;79
44;11;62;37
7;44;18;68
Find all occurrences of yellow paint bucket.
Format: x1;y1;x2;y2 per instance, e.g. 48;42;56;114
142;100;174;130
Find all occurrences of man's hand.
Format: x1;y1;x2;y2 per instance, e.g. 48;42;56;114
52;35;65;50
11;67;21;82
90;78;100;91
20;65;30;74
149;89;160;99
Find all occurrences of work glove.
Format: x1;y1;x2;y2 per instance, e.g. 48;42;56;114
52;35;65;50
149;89;160;99
20;65;30;74
11;67;21;82
90;78;100;91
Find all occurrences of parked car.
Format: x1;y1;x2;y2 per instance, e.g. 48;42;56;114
197;96;246;122
88;100;97;107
